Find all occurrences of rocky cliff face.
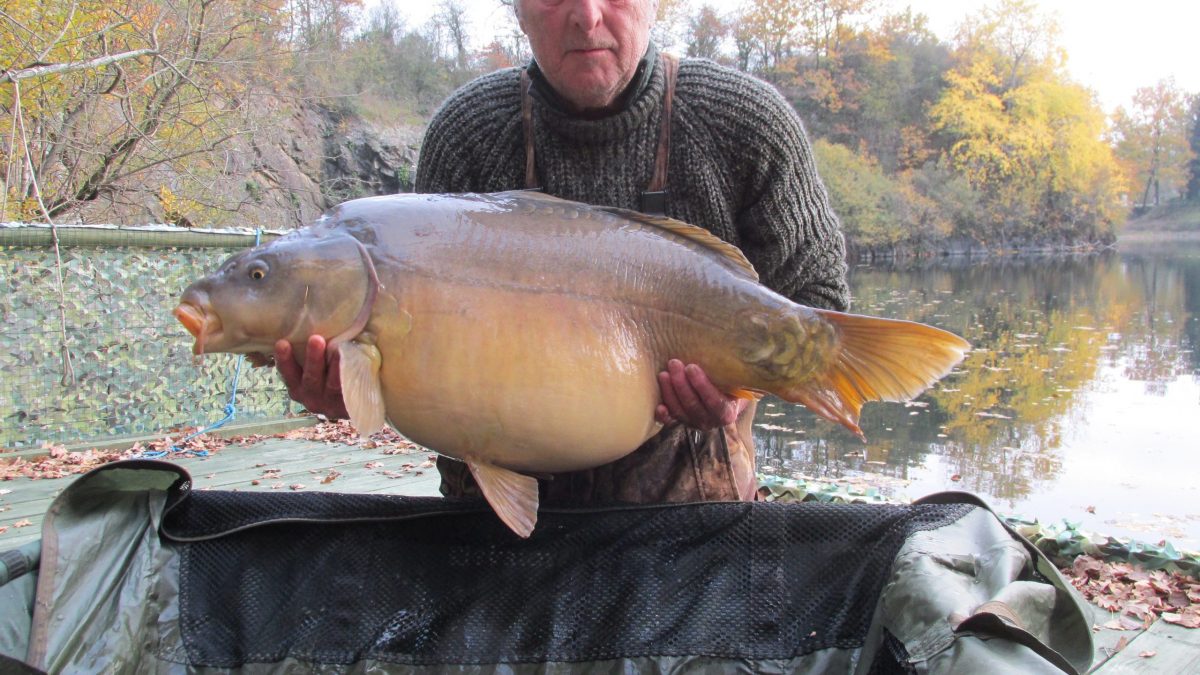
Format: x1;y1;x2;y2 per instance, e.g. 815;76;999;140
240;102;424;229
74;99;424;230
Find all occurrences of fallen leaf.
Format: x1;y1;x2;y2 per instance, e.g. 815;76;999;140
1103;617;1141;631
1086;505;1095;514
950;474;961;482
289;483;306;491
1162;611;1200;629
1139;651;1157;658
13;519;32;528
1113;636;1129;652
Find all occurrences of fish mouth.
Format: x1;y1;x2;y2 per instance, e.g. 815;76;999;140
173;302;222;355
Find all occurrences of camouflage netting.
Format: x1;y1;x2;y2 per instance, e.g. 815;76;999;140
759;475;1200;579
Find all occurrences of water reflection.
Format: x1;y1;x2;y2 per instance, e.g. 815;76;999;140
756;241;1200;546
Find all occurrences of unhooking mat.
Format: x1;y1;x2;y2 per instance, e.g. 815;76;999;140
0;460;1094;673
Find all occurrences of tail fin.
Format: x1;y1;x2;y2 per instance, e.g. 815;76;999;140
783;310;970;440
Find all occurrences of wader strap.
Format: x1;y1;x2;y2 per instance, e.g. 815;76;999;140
520;68;538;190
638;52;678;215
644;52;678;195
520;52;680;211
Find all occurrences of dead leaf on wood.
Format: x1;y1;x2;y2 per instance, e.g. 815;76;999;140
1103;618;1141;632
1162;610;1200;628
1063;556;1200;629
1139;650;1157;658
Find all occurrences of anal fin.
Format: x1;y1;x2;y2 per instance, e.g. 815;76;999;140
468;462;540;538
729;387;766;401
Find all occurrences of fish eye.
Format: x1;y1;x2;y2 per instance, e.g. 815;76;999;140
248;261;269;281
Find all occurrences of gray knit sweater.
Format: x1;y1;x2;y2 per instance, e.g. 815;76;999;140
415;55;850;311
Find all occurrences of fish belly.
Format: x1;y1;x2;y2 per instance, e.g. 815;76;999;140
375;281;663;473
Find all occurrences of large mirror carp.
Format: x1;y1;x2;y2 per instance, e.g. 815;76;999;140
175;191;969;537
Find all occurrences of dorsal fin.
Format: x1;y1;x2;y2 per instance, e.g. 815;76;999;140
494;190;759;282
596;205;759;282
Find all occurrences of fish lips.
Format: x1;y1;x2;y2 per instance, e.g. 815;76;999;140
173;302;222;355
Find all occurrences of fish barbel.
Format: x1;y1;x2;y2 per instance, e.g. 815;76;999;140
174;191;969;536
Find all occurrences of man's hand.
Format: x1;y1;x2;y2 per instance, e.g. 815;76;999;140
275;335;349;420
655;359;746;431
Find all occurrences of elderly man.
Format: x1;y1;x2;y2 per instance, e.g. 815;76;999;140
275;0;849;505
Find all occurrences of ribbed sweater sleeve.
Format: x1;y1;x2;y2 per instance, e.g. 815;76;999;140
673;61;849;310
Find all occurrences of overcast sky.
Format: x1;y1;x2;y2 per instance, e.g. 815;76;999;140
392;0;1200;113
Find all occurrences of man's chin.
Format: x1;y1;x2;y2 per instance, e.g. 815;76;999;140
557;75;624;112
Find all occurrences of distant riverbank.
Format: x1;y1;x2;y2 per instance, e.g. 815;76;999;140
1122;200;1200;236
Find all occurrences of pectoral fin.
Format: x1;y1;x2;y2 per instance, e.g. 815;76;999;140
338;341;386;436
468;461;540;538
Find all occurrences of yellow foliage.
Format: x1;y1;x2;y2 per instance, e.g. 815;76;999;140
1;0;283;222
930;38;1123;240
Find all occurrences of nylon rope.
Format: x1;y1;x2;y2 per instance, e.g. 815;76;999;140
139;228;263;459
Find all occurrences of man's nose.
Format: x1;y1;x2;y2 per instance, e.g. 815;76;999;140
567;0;604;32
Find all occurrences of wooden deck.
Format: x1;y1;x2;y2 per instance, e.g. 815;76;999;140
1090;605;1200;672
0;430;442;551
2;427;1197;672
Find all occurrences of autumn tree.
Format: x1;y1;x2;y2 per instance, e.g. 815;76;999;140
1111;79;1192;210
434;0;472;73
795;0;875;68
928;0;1121;245
284;0;360;50
685;4;728;61
650;0;688;50
735;0;801;80
2;0;282;223
1185;95;1200;202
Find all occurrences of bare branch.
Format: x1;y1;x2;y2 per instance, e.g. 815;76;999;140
1;48;158;84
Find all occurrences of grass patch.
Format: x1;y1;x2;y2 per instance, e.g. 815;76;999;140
1123;200;1200;232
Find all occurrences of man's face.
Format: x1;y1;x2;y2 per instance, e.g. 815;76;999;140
516;0;655;113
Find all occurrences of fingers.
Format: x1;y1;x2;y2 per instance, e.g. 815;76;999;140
654;402;677;426
657;362;686;422
325;346;342;396
274;336;348;419
666;359;709;426
657;360;736;431
683;362;738;427
275;339;302;393
300;334;328;398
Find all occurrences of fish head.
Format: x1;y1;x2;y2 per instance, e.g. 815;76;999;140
174;231;373;357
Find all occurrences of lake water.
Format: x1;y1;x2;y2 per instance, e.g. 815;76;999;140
753;238;1200;550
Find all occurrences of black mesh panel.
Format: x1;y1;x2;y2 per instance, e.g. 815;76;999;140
165;492;971;668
